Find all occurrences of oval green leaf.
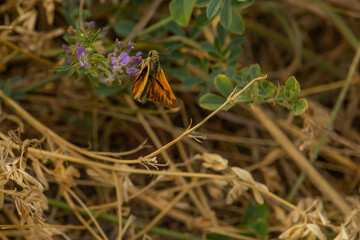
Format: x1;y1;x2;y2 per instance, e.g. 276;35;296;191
292;98;308;116
229;10;245;34
199;93;226;110
215;74;233;97
220;0;232;29
169;0;196;26
231;0;254;9
114;19;136;36
206;0;223;19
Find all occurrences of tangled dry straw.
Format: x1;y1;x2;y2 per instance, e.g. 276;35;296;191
1;0;360;239
0;82;359;239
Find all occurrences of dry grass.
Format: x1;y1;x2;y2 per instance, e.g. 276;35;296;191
1;0;360;239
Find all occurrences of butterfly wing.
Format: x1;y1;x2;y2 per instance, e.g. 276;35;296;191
132;64;150;101
148;67;178;108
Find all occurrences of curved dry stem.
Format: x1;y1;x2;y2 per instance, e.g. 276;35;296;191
251;105;352;215
0;90;141;164
0;38;54;67
145;75;267;159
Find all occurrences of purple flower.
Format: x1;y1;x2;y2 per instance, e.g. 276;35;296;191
100;26;109;37
111;52;130;70
124;39;135;52
62;43;72;56
125;51;142;75
84;21;95;29
77;46;89;68
66;60;73;65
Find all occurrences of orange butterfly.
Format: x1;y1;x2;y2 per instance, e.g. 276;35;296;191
132;50;178;109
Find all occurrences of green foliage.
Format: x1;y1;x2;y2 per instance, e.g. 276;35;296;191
199;66;308;116
56;1;307;117
231;0;254;9
169;0;196;26
114;19;136;36
194;9;217;28
197;0;250;34
241;201;269;237
171;68;205;89
94;83;122;97
220;0;232;28
206;233;230;240
277;77;308;115
207;0;223;19
229;10;245;34
215;74;233;97
199;93;227;110
0;76;25;101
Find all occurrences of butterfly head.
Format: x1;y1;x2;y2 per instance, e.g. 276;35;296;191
148;50;159;60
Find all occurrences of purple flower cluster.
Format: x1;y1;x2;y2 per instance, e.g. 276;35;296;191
62;44;90;68
109;39;142;76
61;22;143;85
77;46;89;68
84;21;95;29
62;44;73;65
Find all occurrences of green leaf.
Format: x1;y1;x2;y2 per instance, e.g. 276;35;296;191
61;8;76;29
131;0;149;7
214;37;221;54
285;76;300;91
235;66;251;84
200;41;217;54
87;73;98;86
231;0;254;9
228;36;245;51
225;65;236;79
229;10;245;34
292;98;308;116
51;65;71;72
242;201;269;225
216;23;227;46
199;93;226;110
209;68;223;86
226;48;242;64
11;91;25;100
284;76;300;102
250;64;260;78
215;74;233;97
189;27;203;39
94;83;122;97
171;68;192;80
66;68;76;78
169;0;196;26
206;0;223;19
166;21;185;36
182;76;204;89
261;80;276;97
114;19;136;36
220;0;232;28
196;0;211;7
248;220;269;237
163;41;183;51
206;233;230;240
198;84;210;101
194;8;219;28
208;51;219;58
2;86;11;96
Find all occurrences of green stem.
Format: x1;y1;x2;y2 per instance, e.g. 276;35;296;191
48;199;201;240
137;16;173;37
16;72;65;94
287;45;360;202
323;4;359;50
